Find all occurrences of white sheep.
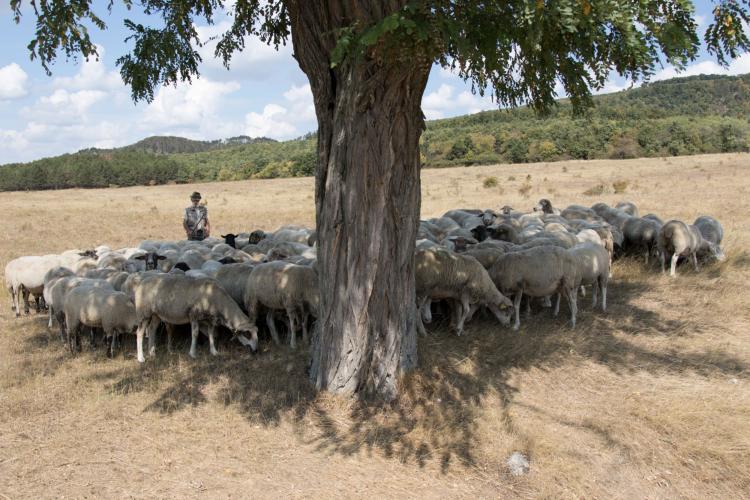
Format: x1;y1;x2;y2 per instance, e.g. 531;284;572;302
488;246;579;330
243;261;319;349
63;287;136;356
567;242;610;311
658;220;724;276
134;274;258;362
415;248;512;336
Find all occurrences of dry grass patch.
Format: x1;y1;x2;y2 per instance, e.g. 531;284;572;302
1;153;749;498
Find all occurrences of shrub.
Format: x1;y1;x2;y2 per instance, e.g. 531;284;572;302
483;176;498;188
612;179;629;194
518;183;532;198
583;183;607;196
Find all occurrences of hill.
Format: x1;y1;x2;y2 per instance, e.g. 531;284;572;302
1;73;748;191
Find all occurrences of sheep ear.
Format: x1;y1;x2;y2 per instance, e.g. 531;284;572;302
134;255;146;260
221;235;227;238
157;255;167;260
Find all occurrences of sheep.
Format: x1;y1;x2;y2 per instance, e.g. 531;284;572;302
642;213;664;226
222;234;238;248
134;274;258;362
488;246;579;330
415;248;512;336
694;216;724;245
488;223;520;243
442;209;485;230
272;228;314;244
64;287;136;356
243;261;319;349
213;263;257;309
567;243;610;311
247;229;267;244
657;220;723;276
534;199;561;215
623;217;663;264
561;205;598;222
616;201;639;217
133;251;168;271
45;277;114;340
5;254;87;317
462;246;507;269
174;249;205;270
97;252;128;270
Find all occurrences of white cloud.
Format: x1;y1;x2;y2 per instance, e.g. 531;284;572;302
143;77;241;129
242;83;316;138
20;88;108;126
422;84;495;120
652;53;750;81
194;19;292;80
52;46;123;92
0;63;29;100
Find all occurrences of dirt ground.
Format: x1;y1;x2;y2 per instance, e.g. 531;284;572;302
1;153;749;498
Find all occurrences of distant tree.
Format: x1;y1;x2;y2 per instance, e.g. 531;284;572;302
13;0;750;399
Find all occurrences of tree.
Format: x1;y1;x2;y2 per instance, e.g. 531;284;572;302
13;0;749;399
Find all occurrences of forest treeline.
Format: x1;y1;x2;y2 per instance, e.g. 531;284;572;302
1;73;748;191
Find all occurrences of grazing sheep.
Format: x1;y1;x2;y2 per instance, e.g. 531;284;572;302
694;216;724;245
213;263;257;309
488;246;579;330
63;287;136;356
488;223;520;243
567;243;610;311
415;248;512;336
561;205;598;222
243;262;319;349
616;201;639;217
45;277;114;340
135;274;258;362
642;213;664;226
272;228;314;244
657;220;724;276
623;217;663;264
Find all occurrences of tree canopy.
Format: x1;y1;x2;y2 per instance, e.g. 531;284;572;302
12;0;750;111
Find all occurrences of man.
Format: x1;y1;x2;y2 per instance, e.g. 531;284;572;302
183;191;210;241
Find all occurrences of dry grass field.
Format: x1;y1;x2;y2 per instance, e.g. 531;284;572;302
1;153;749;498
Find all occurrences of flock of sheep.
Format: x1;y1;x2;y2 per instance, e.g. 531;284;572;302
4;198;726;361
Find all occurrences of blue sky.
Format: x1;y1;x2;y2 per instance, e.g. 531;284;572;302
1;1;748;164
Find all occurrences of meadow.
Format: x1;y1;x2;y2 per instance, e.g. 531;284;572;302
1;153;749;498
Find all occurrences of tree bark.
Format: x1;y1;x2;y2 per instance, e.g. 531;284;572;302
286;1;430;399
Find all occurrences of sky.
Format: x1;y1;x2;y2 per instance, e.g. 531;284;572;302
0;1;749;164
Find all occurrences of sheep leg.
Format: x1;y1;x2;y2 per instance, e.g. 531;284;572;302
109;330;117;358
287;310;297;349
513;293;522;331
525;297;531;317
592;281;598;309
207;324;218;356
147;318;160;357
166;324;174;353
22;287;30;315
136;318;149;363
455;298;471;336
659;251;666;273
189;320;201;359
579;285;586;297
8;286;15;313
47;306;54;329
89;327;96;349
265;312;281;345
600;277;607;312
301;312;309;344
691;252;699;272
553;293;561;317
66;319;76;355
670;253;679;277
418;297;432;324
416;309;428;337
59;314;67;344
542;296;552;308
34;295;41;314
12;285;21;317
644;246;649;265
565;288;578;328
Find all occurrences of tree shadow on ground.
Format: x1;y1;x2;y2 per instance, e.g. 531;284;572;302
96;276;747;473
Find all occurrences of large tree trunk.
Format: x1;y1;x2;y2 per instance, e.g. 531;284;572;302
286;1;431;399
